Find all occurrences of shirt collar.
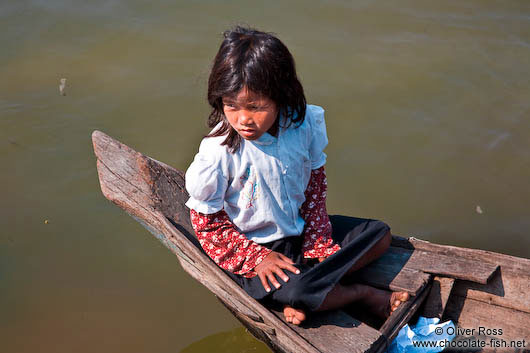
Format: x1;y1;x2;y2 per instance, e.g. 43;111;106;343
252;132;275;145
251;112;288;145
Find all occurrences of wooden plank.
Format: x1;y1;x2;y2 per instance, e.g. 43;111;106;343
451;268;530;315
444;293;530;341
353;251;430;296
92;131;320;353
422;276;455;318
374;246;498;285
380;283;431;344
92;130;195;236
389;235;414;250
272;309;386;353
394;236;530;314
393;236;530;277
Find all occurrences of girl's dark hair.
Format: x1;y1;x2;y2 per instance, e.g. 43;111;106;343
206;26;306;151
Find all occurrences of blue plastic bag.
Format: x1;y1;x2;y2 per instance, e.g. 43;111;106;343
387;317;456;353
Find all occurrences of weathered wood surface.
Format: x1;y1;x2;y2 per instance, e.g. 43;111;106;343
353;247;431;296
364;246;498;285
393;236;530;277
272;309;386;353
421;276;455;319
394;235;530;315
394;236;530;345
92;130;320;353
444;294;530;341
451;269;530;315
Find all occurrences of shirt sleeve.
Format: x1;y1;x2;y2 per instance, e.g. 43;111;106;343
190;209;272;278
301;166;341;258
185;141;228;214
307;105;329;170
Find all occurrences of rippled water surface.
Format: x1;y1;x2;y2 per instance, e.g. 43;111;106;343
1;1;529;352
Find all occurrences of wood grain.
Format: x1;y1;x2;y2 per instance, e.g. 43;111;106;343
353;248;431;296
272;309;386;353
444;294;530;341
365;246;498;285
396;236;529;277
451;268;530;315
422;276;455;318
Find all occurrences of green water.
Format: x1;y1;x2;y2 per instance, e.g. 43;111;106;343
1;1;529;352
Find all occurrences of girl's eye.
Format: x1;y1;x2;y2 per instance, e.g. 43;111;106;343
224;103;236;109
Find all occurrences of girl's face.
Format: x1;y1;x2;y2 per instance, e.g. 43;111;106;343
222;88;278;140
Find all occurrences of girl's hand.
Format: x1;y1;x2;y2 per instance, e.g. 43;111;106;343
318;257;326;263
255;251;300;292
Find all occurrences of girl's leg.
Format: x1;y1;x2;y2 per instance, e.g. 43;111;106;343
283;230;407;324
315;282;409;318
344;229;392;277
321;230;409;318
284;282;409;324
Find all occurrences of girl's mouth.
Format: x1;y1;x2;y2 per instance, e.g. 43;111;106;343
239;129;257;138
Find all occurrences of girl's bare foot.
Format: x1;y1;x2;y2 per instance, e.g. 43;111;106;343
390;291;410;313
283;305;306;325
361;286;409;319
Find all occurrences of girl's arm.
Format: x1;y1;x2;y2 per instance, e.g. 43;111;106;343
190;209;272;278
301;166;341;259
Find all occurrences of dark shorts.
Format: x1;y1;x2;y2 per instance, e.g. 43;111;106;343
225;215;390;311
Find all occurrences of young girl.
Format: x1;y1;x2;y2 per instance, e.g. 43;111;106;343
185;26;408;325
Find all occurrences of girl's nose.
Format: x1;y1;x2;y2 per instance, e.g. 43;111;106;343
239;110;253;125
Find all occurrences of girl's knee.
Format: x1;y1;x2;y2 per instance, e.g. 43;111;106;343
380;228;392;250
272;277;308;309
286;284;306;308
372;221;392;256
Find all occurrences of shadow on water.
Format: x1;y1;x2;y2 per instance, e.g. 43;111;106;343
180;327;270;353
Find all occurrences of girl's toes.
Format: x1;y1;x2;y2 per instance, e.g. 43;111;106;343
391;301;400;312
296;310;306;322
292;309;306;325
283;306;306;325
390;291;409;311
399;292;410;302
283;306;295;323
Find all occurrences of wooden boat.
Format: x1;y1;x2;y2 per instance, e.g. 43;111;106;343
92;130;530;353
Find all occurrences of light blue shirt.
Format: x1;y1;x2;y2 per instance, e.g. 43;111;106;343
185;104;328;244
